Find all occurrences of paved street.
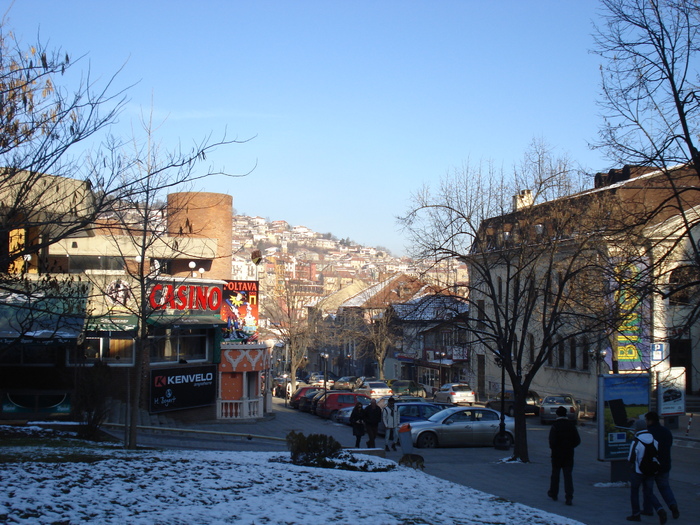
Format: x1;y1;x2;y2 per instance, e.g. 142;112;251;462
124;397;700;525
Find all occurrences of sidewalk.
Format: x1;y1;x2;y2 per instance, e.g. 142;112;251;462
120;399;700;525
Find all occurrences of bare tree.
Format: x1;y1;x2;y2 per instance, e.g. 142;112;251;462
261;275;315;396
594;0;700;329
0;21;127;278
400;143;636;462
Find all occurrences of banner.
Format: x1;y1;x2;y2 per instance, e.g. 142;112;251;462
150;365;216;413
597;373;650;461
220;280;259;343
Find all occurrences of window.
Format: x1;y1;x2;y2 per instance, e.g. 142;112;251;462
581;338;590;371
71;337;134;365
569;338;577;370
528;333;535;364
558;339;565;368
149;327;209;364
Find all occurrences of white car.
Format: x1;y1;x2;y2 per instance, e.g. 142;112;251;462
433;383;476;405
356;381;393;399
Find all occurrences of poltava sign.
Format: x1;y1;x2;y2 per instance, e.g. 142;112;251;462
150;364;216;413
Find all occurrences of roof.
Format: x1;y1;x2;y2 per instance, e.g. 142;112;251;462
0;281;90;342
392;294;469;322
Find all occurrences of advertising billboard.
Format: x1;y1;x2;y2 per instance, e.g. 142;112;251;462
597;373;650;461
150;365;216;413
657;367;686;417
220;280;259;343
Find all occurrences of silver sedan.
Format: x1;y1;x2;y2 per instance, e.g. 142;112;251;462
408;406;515;448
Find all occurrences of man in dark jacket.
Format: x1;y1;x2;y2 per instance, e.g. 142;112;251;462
548;406;581;505
363;398;382;448
644;411;680;519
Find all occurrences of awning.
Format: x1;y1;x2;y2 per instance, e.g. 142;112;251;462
146;314;227;328
86;314;138;333
0;283;89;344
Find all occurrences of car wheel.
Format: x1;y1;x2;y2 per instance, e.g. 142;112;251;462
417;432;438;449
330;410;339;422
494;432;514;448
508;406;515;417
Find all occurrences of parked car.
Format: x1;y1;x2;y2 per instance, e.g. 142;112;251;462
408;406;515;448
333;376;358;391
310;389;329;415
377;402;443;436
308;372;337;388
336;396;371;425
377;395;428;409
485;390;541;417
432;383;476;405
298;389;324;413
316;392;371;421
289;386;320;409
355;376;378;389
356;381;393;399
391;380;426;397
539;394;579;423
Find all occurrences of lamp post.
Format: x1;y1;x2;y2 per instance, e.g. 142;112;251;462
494;354;510;450
437;351;446;385
321;352;329;391
346;353;352;376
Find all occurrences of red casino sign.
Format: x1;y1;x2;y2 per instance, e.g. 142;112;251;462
148;283;222;311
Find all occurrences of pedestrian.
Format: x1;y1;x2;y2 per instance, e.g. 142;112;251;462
627;419;667;523
382;397;401;452
547;406;581;506
363;398;382;448
644;411;680;519
349;401;365;448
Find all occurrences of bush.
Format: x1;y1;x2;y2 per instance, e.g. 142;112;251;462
286;431;343;466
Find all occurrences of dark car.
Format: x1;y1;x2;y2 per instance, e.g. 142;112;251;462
391;380;426;397
316;392;371;421
309;389;329;415
298;389;324;413
377;402;443;436
333;376;358;391
289;386;320;409
485;390;541;417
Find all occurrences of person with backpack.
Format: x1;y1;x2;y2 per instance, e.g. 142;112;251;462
627;419;666;523
547;406;581;506
644;411;680;519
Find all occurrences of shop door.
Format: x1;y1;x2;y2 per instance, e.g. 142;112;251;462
669;339;692;392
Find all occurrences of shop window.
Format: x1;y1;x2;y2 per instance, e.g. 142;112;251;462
0;344;61;365
70;337;134;365
149;327;209;364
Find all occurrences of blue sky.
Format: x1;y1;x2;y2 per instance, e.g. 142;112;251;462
5;1;611;256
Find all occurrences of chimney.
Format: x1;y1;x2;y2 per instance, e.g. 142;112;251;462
513;189;533;211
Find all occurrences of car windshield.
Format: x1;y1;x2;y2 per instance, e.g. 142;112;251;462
368;382;388;388
451;385;472;391
428;408;455;422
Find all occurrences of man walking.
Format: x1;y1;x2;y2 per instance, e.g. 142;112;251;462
382;397;401;451
363;398;382;448
627;419;666;523
548;406;581;506
645;411;680;519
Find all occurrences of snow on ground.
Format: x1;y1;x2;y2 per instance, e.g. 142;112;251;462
0;427;583;525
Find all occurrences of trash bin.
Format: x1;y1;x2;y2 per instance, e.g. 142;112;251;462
399;423;413;453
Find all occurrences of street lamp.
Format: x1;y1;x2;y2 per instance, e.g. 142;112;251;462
321;353;329;391
437;351;446;385
346;353;352;376
494;354;510;450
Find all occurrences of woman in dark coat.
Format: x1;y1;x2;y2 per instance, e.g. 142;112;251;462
349;401;365;448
